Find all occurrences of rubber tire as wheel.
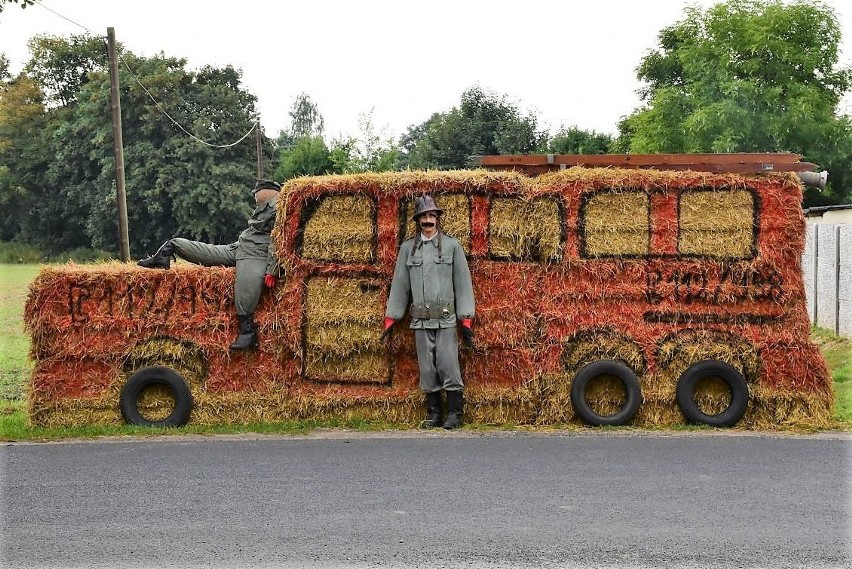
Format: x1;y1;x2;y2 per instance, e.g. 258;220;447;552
676;360;748;428
570;360;642;426
120;366;193;427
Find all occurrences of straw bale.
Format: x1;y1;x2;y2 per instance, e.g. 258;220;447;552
300;195;374;262
390;351;421;391
561;330;646;374
25;263;239;360
464;348;540;388
29;358;114;400
537;371;576;424
581;190;650;257
402;193;472;251
122;337;208;392
304;276;385;382
679;189;755;258
23;167;835;430
489;196;561;261
473;265;541;349
464;384;539;425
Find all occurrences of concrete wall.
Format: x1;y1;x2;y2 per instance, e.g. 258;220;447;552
803;224;852;338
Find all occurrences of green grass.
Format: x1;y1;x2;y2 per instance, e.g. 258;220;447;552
1;262;851;440
811;327;852;423
0;401;397;440
0;263;39;401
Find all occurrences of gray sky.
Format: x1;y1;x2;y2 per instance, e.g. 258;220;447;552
1;0;850;143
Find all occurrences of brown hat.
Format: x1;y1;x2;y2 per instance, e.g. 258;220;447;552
252;180;281;194
412;195;443;221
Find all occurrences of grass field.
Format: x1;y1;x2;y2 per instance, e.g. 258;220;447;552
1;262;850;439
0;264;37;402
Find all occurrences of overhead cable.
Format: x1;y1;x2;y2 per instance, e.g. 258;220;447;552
36;1;259;149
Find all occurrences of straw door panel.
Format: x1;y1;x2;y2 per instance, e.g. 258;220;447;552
302;275;390;384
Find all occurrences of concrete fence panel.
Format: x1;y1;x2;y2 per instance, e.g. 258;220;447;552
803;224;852;338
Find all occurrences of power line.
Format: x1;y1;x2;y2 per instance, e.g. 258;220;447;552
35;1;258;149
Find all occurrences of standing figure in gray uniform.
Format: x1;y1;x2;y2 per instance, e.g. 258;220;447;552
136;180;282;350
383;195;475;429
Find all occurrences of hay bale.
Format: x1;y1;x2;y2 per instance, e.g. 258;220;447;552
679;189;755;258
402;193;472;252
300;195;375;262
580;190;650;257
489;196;562;261
24;167;833;430
304;276;386;383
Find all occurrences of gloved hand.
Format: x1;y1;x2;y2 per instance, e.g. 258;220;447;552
460;318;474;348
264;274;276;288
380;317;396;341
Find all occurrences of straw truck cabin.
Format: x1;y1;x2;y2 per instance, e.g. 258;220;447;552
24;162;833;429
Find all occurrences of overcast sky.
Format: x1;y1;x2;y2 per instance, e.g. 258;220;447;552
1;0;851;143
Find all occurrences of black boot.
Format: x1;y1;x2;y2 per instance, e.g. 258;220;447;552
137;240;174;269
443;390;464;429
420;391;443;428
229;314;258;350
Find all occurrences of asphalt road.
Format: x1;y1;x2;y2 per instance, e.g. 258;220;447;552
1;430;850;569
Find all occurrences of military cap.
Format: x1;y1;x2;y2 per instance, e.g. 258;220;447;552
412;195;443;221
253;180;281;194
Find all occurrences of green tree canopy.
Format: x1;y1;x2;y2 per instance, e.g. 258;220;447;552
273;136;335;181
24;34;105;106
0;36;273;255
404;86;547;169
548;126;613;154
617;0;852;204
0;71;47;240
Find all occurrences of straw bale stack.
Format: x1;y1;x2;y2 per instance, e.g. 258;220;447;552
24;167;833;429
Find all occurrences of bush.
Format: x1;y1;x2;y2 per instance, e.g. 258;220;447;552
0;241;114;264
0;242;44;263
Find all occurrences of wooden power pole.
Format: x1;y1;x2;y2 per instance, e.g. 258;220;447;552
107;27;131;262
255;113;264;180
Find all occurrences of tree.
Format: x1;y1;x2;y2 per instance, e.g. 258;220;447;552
273;136;334;181
24;34;106;106
273;93;330;178
0;72;48;241
349;109;399;172
617;0;852;204
0;0;37;13
288;92;324;140
548;126;613;154
6;36;269;254
405;86;547;169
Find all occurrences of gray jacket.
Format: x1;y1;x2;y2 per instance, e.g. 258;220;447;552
234;195;279;275
385;233;475;329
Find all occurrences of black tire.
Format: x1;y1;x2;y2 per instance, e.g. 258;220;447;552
119;366;193;427
570;360;642;426
676;360;748;427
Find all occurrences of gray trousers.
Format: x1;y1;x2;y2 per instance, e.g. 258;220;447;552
414;328;463;393
170;238;267;316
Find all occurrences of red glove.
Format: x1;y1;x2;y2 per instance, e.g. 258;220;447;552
380;317;396;340
460;319;474;347
264;274;276;288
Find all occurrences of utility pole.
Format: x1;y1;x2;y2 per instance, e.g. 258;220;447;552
255;113;264;180
107;27;130;262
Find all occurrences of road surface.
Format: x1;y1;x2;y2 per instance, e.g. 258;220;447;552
2;430;850;568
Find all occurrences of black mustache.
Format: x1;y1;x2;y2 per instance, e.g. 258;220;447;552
420;222;435;228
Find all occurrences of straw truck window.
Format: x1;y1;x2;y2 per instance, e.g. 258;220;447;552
580;190;650;258
488;196;563;262
678;188;756;259
401;193;471;253
299;194;377;263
